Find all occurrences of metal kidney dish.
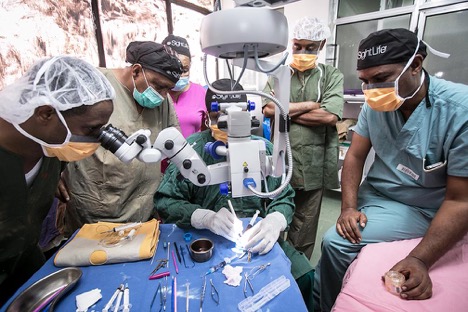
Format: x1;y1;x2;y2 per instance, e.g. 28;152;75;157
6;267;82;312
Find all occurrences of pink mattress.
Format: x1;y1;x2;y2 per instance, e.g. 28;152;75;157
333;234;468;311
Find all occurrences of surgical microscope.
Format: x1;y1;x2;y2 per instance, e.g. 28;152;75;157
98;1;297;199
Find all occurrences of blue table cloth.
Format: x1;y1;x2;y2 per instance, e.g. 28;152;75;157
3;221;307;312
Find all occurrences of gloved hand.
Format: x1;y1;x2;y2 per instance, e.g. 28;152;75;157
241;212;287;255
191;208;243;242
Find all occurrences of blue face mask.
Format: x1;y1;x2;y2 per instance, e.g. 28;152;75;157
132;69;164;109
172;77;190;92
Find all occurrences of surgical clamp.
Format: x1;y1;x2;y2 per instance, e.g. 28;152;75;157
150;259;168;276
243;263;271;298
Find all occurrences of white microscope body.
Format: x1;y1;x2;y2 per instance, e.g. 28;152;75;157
100;2;293;198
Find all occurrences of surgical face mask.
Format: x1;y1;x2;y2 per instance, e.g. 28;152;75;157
13;109;101;161
172;76;190;92
132;69;164;109
43;139;100;162
290;52;318;72
362;42;425;112
210;124;228;143
208;117;228;143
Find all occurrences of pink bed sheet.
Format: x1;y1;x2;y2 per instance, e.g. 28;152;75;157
333;234;468;312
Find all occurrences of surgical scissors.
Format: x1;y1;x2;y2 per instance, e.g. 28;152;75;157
209;279;219;305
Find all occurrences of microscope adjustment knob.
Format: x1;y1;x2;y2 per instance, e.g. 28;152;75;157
197;173;206;184
183;159;192;169
219;183;230;195
164;140;174;150
135;135;147;145
248;100;255;111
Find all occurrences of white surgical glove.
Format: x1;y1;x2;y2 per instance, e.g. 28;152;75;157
242;212;287;255
191;208;243;242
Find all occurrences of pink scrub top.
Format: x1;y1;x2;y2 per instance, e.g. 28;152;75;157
172;82;207;138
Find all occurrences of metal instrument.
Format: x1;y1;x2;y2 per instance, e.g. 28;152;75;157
243;263;271;298
184;244;195;268
199;275;207;312
209;279;219;305
150;259;168;276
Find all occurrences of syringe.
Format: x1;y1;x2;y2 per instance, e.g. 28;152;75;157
205;254;238;275
100;222;142;234
243;210;260;233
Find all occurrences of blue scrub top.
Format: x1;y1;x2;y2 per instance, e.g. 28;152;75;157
355;75;468;210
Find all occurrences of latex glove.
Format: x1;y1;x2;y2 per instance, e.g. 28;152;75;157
241;212;287;255
191;208;243;242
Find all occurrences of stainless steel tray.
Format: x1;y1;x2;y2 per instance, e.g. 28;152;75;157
6;267;82;312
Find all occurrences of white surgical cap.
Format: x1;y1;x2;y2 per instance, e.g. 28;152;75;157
0;56;115;124
293;17;331;41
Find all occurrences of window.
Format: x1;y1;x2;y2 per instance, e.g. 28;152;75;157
421;7;468;84
100;1;168;68
336;15;410;92
330;0;468;92
338;0;414;18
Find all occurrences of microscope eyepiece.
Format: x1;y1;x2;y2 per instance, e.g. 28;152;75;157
98;124;128;153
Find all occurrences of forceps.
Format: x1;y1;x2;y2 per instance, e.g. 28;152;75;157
209;279;219;305
243;273;254;298
200;275;207;312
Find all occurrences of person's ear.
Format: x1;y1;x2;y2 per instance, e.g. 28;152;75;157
410;55;424;74
319;39;327;51
131;64;143;79
34;105;56;124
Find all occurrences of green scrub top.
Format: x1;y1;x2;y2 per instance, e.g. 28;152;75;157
154;130;313;280
263;63;344;190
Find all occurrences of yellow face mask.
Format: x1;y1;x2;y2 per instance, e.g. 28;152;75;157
290;54;318;72
362;86;404;112
43;141;101;162
210;124;228;143
362;71;425;112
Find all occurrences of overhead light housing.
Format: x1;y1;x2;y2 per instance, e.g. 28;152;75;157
200;7;288;59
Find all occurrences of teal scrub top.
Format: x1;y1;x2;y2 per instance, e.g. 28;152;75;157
355;75;468;210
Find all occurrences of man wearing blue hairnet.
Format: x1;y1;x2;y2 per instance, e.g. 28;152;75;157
313;28;468;311
263;17;344;259
0;56;115;306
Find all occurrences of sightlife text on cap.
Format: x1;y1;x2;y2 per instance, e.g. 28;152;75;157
126;41;183;83
162;34;191;58
205;78;247;112
356;28;427;70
